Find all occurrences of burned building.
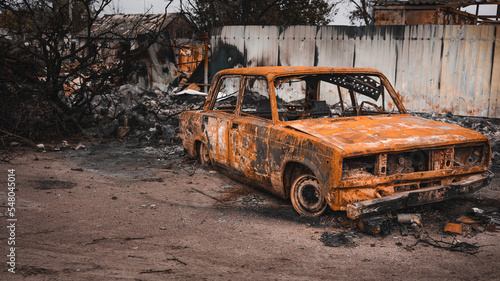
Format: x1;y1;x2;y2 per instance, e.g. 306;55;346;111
373;0;500;25
75;13;197;91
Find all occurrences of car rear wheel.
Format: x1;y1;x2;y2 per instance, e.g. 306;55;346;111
291;174;327;217
198;142;210;166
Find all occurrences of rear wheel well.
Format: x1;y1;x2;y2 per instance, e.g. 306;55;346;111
194;140;202;158
283;162;314;198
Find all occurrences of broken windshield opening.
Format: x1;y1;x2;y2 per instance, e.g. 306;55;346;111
273;73;400;121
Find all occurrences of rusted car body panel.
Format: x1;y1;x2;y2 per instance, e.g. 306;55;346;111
179;66;492;219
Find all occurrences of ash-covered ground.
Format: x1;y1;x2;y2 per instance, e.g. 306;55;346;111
2;91;500;279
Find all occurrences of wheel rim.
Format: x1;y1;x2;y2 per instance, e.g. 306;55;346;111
199;142;210;165
291;174;327;217
298;182;323;211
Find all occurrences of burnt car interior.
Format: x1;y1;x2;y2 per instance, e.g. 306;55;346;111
212;73;401;122
274;73;400;121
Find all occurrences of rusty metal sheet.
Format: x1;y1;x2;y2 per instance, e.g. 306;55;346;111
489;27;500;118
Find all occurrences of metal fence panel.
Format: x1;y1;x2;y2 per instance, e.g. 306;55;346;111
211;25;500;118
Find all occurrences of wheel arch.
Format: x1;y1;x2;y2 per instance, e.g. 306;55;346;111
282;160;319;199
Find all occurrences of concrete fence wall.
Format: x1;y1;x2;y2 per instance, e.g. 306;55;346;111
211;25;500;118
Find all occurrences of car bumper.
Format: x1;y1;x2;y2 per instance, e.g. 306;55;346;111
346;171;494;220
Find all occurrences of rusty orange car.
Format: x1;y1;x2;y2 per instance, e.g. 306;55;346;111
179;66;493;219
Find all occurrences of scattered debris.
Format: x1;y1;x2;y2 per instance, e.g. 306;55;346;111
356;216;392;237
240;194;264;205
397;214;422;224
72;143;87;150
167;256;187;266
0;149;25;163
416;233;482;255
87;236;147;245
319;232;355;247
470;207;500;226
32;180;77;190
140;269;173;274
400;225;409;236
444;222;463;235
456;216;481;225
191;188;227;205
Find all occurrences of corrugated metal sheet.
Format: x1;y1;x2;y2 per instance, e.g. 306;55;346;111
211;25;500;118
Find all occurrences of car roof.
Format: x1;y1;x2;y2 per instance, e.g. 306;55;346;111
215;66;385;80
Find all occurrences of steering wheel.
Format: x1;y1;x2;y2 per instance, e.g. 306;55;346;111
357;101;382;115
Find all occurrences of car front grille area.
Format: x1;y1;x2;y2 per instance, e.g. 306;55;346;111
341;143;488;180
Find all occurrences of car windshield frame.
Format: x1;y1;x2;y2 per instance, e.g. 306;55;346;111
270;72;406;123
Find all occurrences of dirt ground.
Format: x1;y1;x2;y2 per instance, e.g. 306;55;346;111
1;143;500;280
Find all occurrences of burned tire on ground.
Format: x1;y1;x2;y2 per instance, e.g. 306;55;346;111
290;174;327;217
198;142;211;166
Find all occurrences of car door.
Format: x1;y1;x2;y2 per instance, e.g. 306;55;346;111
202;76;241;169
228;76;272;186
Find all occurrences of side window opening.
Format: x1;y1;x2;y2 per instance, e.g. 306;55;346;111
240;77;272;120
213;76;240;112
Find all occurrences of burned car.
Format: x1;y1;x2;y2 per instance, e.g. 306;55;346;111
179;66;492;219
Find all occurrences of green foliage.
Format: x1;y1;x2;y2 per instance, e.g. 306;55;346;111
182;0;336;34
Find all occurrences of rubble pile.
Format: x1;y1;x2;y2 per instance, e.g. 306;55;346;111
415;112;500;168
81;84;206;144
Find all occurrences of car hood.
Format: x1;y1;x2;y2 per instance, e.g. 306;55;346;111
285;115;488;156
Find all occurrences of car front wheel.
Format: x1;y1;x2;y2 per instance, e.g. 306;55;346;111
291;174;327;217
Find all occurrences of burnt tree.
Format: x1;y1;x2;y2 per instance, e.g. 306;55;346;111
0;0;169;142
348;0;373;25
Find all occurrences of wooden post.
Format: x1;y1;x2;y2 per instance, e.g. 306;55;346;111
203;32;209;93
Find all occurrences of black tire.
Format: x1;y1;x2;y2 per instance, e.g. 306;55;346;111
198;142;211;166
290;174;327;217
